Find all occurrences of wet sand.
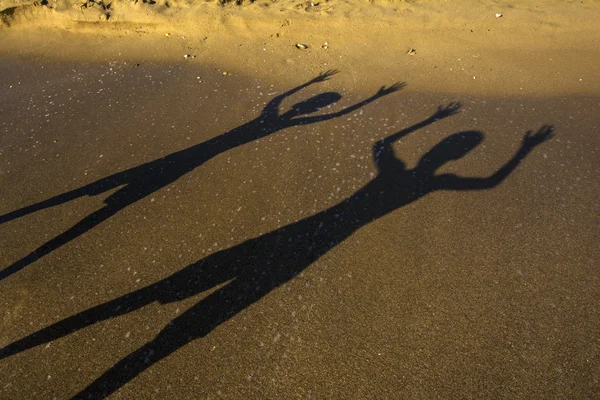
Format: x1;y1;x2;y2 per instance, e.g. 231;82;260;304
1;0;599;398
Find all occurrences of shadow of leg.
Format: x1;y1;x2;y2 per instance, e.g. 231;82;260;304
71;327;191;400
71;274;280;398
0;205;120;281
0;187;90;225
0;283;158;360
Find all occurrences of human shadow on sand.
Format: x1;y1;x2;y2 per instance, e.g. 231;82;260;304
0;102;553;399
0;70;403;281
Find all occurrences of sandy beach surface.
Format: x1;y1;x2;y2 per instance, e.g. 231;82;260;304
1;0;599;398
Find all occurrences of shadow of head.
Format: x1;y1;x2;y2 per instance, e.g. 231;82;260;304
418;131;484;171
290;92;342;116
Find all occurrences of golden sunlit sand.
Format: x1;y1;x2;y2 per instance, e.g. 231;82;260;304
2;0;599;95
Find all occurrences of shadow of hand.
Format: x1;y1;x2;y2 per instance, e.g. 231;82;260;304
375;82;407;97
523;125;554;148
311;69;339;83
431;102;462;121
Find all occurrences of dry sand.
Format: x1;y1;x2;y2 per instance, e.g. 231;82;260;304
1;0;600;95
0;0;599;399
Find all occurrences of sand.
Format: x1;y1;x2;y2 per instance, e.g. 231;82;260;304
1;1;599;398
2;0;600;95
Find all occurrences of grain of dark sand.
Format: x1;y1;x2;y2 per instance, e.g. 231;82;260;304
0;58;598;399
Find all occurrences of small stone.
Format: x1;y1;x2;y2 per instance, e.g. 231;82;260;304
296;43;308;49
495;13;503;18
407;48;416;56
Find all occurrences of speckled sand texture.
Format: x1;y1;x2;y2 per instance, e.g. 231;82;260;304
1;0;599;398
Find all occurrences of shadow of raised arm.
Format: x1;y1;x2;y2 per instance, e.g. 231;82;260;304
290;82;406;125
374;102;461;172
434;125;554;190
